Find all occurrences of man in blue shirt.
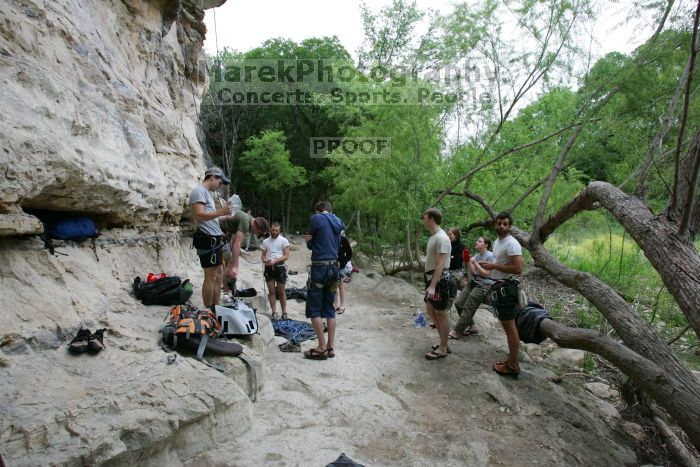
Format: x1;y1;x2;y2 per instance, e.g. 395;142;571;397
302;201;345;360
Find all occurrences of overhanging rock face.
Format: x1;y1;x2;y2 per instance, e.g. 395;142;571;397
0;0;226;232
0;0;268;465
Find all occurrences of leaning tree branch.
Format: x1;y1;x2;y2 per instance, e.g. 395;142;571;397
533;125;583;237
635;55;692;199
538;319;700;448
649;0;677;44
458;185;700;447
539;181;700;338
670;0;700;216
648;403;700;467
679;130;700;237
520;235;700;449
434;123;580;205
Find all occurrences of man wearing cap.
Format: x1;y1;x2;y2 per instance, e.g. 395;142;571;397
190;167;232;308
219;211;269;281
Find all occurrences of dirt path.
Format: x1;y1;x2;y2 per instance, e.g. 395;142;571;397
204;241;636;466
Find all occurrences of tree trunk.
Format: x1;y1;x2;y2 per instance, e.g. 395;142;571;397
515;189;700;449
540;181;700;339
537;318;700;450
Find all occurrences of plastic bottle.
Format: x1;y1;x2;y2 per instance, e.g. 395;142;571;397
229;194;243;214
414;310;427;328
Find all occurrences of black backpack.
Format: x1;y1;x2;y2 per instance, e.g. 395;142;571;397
133;276;193;306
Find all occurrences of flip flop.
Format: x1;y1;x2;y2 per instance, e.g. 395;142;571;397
425;350;448;360
304;348;328;360
448;334;459;340
335;307;345;315
431;344;452;354
327;347;335;358
464;329;480;336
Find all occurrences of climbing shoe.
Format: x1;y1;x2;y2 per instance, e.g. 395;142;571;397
68;328;92;354
87;328;107;353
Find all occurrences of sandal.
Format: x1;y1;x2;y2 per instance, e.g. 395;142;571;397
281;313;289;320
425;350;448;360
304;348;328;360
335;307;345;315
271;312;279;321
327;347;335;358
431;344;452;354
493;361;520;379
464;328;480;336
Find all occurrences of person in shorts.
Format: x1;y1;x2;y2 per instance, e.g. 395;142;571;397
422;208;452;360
302;201;345;360
479;212;524;378
261;222;290;320
219;209;269;281
334;232;353;314
189;167;232;308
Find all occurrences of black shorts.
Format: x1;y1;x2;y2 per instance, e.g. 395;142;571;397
423;272;453;311
199;249;223;268
490;280;520;321
264;264;288;284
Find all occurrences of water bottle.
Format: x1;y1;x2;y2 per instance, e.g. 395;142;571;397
414;310;427;328
229;194;243;214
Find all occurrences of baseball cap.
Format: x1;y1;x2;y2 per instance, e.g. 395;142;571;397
204;166;231;184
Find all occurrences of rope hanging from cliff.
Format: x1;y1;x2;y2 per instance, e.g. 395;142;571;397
212;7;230;197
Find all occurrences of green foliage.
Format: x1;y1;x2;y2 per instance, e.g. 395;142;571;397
323;86;446;245
239;131;306;192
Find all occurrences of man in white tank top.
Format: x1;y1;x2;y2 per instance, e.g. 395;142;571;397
479;212;524;378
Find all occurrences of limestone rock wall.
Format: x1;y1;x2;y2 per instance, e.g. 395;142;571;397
0;1;276;465
0;0;216;230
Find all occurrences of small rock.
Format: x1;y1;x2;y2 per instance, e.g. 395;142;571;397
593;399;620;420
584;382;619;400
548;348;586;368
621;421;647;442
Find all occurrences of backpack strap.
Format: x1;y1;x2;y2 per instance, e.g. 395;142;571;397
234;353;257;402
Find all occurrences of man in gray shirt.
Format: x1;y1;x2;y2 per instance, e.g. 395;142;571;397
422;208;452;360
190;167;232;308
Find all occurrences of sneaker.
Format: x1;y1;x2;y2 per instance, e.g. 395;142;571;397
88;328;107;353
278;341;300;352
68;328;92;354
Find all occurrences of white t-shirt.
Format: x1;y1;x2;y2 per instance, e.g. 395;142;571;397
491;234;522;280
261;235;289;262
425;228;451;272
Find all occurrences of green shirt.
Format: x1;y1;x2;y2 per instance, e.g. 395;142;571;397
220;211;251;235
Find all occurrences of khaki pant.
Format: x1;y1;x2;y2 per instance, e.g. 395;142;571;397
452;280;490;334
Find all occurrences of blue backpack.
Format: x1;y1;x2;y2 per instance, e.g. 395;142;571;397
45;216;98;240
